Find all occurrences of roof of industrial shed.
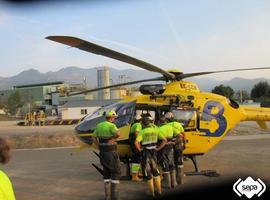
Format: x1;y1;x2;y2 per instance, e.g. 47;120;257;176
62;99;120;108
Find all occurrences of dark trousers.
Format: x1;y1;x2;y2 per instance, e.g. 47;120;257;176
158;143;175;172
130;138;142;163
99;145;121;181
174;144;183;166
141;148;159;180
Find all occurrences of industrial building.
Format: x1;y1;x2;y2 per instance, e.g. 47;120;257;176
59;99;118;120
0;66;141;118
0;81;65;116
13;81;65;107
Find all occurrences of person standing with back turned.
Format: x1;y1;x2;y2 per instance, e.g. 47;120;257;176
135;116;167;197
157;116;178;189
129;114;143;182
165;112;185;184
92;111;121;200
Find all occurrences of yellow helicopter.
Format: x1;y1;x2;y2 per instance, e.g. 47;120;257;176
46;36;270;176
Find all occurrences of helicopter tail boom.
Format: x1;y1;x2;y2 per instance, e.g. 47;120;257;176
241;106;270;129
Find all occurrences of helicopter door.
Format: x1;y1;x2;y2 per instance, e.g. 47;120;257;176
114;101;136;140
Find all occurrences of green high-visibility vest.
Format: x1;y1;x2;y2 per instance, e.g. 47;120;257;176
167;121;184;137
136;126;164;145
93;121;118;139
159;124;174;139
0;170;15;200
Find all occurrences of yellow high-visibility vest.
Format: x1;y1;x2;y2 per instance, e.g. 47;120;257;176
0;170;15;200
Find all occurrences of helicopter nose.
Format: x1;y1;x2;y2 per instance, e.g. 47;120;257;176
75;120;94;145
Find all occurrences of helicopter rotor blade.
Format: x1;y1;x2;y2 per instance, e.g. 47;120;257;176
179;67;270;79
68;76;165;96
46;36;175;80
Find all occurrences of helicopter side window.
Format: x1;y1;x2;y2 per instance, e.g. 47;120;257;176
115;101;136;127
134;110;156;122
171;109;199;131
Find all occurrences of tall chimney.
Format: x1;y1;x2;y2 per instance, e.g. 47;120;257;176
97;66;110;100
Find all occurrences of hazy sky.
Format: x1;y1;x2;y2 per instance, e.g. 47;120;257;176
1;0;270;80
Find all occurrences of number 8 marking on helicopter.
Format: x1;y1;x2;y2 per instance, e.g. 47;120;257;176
201;101;227;137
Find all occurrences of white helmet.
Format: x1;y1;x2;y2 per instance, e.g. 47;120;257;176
165;112;174;119
134;114;142;120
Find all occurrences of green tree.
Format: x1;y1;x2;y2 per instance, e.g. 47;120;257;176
212;84;234;98
7;91;24;115
251;81;270;99
267;88;270;97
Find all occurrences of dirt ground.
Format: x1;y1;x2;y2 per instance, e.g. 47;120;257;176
1;137;269;200
0;121;81;148
0;121;269;199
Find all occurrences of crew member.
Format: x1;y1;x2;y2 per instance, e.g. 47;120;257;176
129;114;142;181
92;110;121;200
158;116;177;189
135;116;167;197
165;112;185;184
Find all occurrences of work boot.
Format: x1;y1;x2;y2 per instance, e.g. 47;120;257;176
131;173;143;182
104;181;111;200
176;165;184;184
162;172;171;189
147;178;155;197
170;170;177;188
154;176;162;196
111;181;120;200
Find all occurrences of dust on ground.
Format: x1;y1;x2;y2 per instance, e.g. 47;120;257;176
0;121;81;149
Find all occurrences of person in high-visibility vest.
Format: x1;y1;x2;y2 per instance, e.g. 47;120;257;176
135;116;167;197
24;113;31;126
92;110;121;200
30;112;35;126
0;137;16;200
38;111;46;126
129;114;143;181
165;112;185;184
157;116;178;189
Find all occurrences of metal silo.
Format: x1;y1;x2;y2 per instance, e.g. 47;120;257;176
97;66;110;100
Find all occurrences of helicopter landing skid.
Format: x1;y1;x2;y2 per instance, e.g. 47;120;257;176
185;155;220;177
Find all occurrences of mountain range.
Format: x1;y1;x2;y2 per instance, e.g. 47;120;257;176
0;67;269;92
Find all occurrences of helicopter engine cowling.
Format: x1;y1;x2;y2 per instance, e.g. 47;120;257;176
139;84;165;95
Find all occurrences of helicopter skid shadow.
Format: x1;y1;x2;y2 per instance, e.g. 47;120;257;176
185;170;220;177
